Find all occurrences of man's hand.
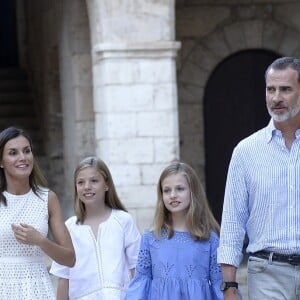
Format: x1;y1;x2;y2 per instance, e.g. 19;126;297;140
224;287;241;300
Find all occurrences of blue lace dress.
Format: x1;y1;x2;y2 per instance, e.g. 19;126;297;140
125;229;223;300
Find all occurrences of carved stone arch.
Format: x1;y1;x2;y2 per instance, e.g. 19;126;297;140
178;18;300;221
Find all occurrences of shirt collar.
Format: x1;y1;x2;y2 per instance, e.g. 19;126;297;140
265;118;300;142
265;119;277;143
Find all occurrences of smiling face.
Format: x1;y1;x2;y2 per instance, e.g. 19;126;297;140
266;67;300;124
75;166;108;208
1;135;33;182
161;172;191;215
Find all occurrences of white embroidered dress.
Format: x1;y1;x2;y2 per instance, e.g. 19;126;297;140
0;188;55;300
50;209;141;300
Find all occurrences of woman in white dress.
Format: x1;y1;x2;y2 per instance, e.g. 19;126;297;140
50;156;141;300
0;126;75;299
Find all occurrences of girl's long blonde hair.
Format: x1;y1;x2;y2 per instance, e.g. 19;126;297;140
153;161;220;240
73;156;127;224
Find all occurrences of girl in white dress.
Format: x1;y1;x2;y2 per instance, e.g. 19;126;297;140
0;126;75;300
50;156;141;300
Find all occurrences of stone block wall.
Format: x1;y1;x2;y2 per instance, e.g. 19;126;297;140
93;43;180;231
176;0;300;184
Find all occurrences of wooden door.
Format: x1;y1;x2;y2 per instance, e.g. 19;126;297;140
204;50;280;223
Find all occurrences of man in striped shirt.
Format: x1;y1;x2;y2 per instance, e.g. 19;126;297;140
218;57;300;300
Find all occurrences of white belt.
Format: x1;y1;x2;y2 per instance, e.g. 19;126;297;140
0;256;44;263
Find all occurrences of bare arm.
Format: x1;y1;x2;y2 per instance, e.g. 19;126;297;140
44;190;75;266
56;277;69;300
221;264;240;300
12;190;75;267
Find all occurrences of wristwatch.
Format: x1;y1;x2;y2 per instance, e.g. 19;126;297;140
220;281;238;291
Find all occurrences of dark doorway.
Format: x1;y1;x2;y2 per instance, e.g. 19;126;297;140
204;49;280;224
0;0;18;67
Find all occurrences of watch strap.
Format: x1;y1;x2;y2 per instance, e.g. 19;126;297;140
221;281;238;291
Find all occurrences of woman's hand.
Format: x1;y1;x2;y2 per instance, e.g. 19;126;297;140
11;223;44;246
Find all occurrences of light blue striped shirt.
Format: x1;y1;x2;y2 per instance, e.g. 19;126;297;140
217;119;300;267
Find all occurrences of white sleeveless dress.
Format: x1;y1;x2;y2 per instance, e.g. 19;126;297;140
0;188;55;300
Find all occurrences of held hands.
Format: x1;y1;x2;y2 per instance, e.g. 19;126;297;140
11;223;44;246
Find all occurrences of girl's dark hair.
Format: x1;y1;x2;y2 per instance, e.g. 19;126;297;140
0;127;47;205
73;156;127;224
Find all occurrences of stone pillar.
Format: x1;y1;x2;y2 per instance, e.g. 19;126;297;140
89;0;180;231
59;0;94;216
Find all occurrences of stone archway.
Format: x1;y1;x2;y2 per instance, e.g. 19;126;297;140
177;18;300;221
204;49;280;223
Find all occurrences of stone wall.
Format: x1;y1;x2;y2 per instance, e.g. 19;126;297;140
18;0;300;231
24;1;65;198
59;0;95;214
90;0;180;231
21;0;181;232
176;1;300;183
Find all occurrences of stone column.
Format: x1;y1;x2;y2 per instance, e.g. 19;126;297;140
89;0;180;231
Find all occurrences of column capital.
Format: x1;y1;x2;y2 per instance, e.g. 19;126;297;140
93;41;181;59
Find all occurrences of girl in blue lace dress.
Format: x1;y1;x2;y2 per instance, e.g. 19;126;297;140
126;161;223;300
